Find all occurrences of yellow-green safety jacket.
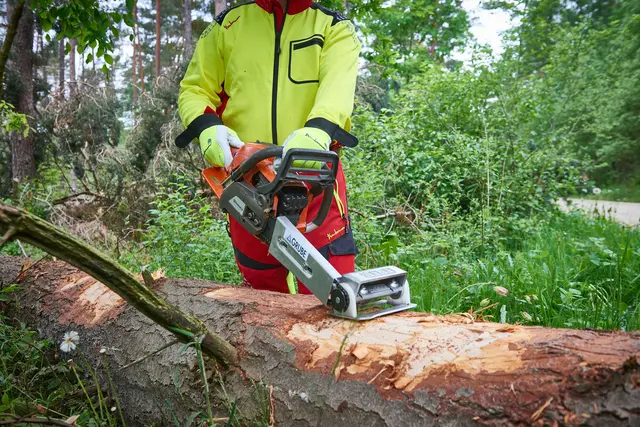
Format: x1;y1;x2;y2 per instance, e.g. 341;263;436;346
176;0;361;148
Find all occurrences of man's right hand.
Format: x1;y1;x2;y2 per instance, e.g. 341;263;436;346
199;125;244;167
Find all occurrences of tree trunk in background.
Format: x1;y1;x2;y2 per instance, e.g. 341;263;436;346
184;0;192;56
1;256;639;427
69;38;76;97
214;0;226;15
58;38;65;95
138;43;145;92
136;7;145;93
132;1;138;106
155;0;161;78
37;24;44;81
10;4;36;188
0;0;26;97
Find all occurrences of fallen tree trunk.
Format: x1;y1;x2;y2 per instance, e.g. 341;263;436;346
1;256;639;426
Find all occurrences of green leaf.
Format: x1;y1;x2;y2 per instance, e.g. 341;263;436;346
1;284;22;294
101;64;109;75
169;327;195;338
126;0;134;13
124;15;135;28
42;19;52;32
104;54;113;65
85;53;94;64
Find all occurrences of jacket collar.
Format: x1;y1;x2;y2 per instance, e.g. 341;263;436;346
256;0;312;15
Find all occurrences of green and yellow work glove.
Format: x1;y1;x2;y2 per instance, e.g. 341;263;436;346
281;127;331;169
199;125;244;168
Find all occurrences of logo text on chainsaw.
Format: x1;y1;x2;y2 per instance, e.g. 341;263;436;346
285;232;310;262
230;196;246;214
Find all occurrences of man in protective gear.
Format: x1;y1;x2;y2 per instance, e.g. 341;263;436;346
178;0;361;294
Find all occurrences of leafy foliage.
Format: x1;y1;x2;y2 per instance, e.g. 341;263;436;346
119;180;241;284
491;0;640;184
355;0;469;80
37;0;133;74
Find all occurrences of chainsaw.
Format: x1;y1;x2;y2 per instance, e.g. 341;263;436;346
196;142;415;320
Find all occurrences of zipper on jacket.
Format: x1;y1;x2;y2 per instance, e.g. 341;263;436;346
271;1;290;145
271;15;281;145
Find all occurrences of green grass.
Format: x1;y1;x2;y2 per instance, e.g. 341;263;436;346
117;182;640;331
579;183;640;203
0;311;107;424
393;212;640;330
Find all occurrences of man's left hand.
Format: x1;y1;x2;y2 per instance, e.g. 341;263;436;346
281;127;331;169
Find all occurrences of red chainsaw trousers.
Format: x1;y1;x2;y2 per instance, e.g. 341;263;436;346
228;161;357;294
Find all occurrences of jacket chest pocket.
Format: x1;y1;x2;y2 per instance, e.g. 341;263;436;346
288;34;324;84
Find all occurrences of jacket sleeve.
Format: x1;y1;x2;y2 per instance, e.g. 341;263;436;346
306;19;361;144
178;22;225;128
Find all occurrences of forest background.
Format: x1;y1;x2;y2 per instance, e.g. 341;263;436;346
0;0;639;421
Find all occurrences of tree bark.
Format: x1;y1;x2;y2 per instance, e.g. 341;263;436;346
132;1;137;106
136;12;144;92
36;22;44;81
214;0;226;15
1;255;638;427
9;3;36;188
155;0;161;78
58;38;65;95
0;0;25;97
184;0;192;56
69;38;76;97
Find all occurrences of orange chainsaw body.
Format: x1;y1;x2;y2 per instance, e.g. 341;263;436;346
201;142;311;232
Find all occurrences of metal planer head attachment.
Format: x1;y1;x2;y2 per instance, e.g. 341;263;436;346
329;266;417;321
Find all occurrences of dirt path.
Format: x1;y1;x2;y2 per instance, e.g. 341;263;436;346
557;198;640;227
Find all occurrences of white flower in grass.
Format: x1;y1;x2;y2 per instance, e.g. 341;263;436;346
60;331;80;353
592;187;601;195
521;311;533;322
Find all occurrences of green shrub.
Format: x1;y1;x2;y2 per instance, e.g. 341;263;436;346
119;180;240;284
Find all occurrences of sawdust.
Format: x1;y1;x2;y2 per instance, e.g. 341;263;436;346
351;344;369;360
285;316;536;392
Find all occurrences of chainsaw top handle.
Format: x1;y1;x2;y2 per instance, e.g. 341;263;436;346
229;145;339;231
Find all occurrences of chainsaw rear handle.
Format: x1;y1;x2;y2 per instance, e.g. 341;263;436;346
261;148;339;230
227;146;339;230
